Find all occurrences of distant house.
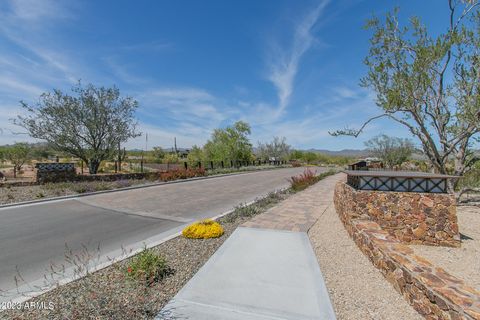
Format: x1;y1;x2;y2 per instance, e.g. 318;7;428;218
348;158;383;170
348;160;367;171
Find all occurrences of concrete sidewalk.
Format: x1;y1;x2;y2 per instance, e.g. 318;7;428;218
158;174;341;320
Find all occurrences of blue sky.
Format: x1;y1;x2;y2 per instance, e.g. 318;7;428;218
0;0;455;150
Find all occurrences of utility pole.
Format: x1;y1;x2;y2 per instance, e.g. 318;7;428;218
174;137;178;155
145;133;148;153
117;141;122;173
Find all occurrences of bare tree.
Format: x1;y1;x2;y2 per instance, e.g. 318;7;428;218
365;135;415;169
257;137;291;161
331;1;480;192
15;83;141;174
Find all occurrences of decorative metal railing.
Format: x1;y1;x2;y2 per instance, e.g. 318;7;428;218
344;170;457;194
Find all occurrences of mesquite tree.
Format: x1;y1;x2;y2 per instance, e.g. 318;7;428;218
331;1;480;192
3;142;31;178
16;83;141;174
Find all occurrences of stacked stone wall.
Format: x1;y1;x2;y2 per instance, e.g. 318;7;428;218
335;182;459;247
334;181;480;319
35;163;77;183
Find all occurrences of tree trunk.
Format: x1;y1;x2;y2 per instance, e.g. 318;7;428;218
88;159;101;174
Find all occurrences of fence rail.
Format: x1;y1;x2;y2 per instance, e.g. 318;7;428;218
141;159;289;172
344;170;456;193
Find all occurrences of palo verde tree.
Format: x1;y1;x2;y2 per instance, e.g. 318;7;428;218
204;121;253;162
331;1;480;192
15;83;141;174
365;134;415;169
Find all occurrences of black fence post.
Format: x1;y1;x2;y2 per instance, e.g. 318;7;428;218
230;160;234;168
184;162;188;170
221;161;224;168
210;161;214;170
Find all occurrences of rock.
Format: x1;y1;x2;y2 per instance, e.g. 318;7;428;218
421;197;435;208
413;223;428;238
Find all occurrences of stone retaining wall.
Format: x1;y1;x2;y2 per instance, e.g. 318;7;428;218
335;181;460;247
334;181;480;320
36;163;77;183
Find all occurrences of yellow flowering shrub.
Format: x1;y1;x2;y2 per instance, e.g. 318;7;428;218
182;219;224;239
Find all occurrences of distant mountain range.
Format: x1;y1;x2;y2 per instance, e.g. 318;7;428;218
132;146;479;160
304;149;370;158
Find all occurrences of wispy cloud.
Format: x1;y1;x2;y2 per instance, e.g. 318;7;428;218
267;0;329;119
4;0;72;22
0;0;82;86
130;87;237;146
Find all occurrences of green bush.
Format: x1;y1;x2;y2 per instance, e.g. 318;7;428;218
126;247;169;286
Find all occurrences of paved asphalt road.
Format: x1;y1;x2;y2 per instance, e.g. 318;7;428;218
0;167;328;299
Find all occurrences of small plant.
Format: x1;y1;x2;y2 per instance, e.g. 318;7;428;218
93;181;112;192
72;183;89;194
235;203;260;217
115;179;133;188
36;192;45;198
288;168;318;191
182;219;224;239
126;247;169;286
291;160;302;167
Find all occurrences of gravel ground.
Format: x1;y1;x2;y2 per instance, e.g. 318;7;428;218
0;190;292;320
410;205;480;292
308;206;423;320
0;179;153;205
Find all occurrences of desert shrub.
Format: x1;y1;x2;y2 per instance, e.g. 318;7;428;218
43;182;71;191
288;168;318;191
235;203;260;217
182;219;224;239
115;179;133;188
457;163;480;191
162;153;179;164
160;168;206;181
126;247;169;286
144;172;160;181
93;181;112;192
71;182;96;193
290;161;301;167
291;160;302;167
